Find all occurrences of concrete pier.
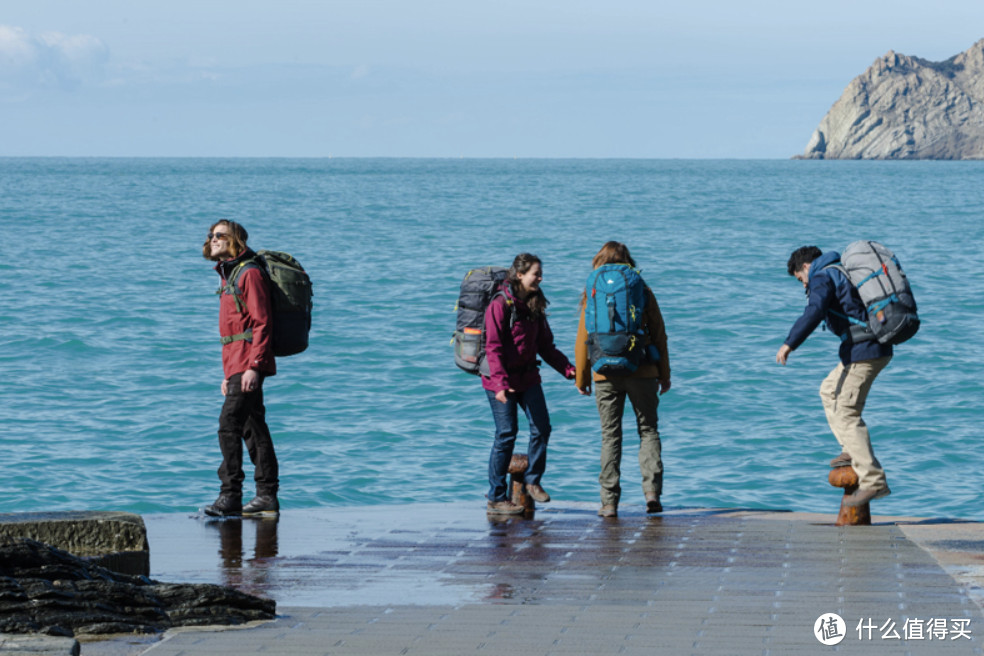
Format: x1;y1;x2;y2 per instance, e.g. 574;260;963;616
100;502;984;655
0;511;149;577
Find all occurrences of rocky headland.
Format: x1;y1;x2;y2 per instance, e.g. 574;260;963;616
798;39;984;159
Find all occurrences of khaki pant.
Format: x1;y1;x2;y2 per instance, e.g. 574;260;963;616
595;377;662;507
819;356;892;492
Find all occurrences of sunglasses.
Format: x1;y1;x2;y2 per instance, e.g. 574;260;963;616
208;232;230;241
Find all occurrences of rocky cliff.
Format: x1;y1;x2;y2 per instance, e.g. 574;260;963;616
799;39;984;159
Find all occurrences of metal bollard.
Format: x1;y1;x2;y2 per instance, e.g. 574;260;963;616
508;454;535;515
828;466;871;526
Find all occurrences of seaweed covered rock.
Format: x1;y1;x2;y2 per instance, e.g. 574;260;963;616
0;537;275;637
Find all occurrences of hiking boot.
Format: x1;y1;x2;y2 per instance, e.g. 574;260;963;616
645;493;663;514
598;505;618;518
830;452;852;468
242;495;280;517
527;484;551;503
204;495;242;517
486;500;525;515
843;487;891;507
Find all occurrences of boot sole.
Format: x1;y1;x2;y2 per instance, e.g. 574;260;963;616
242;509;280;517
486;506;525;515
843;488;891;507
204;508;242;517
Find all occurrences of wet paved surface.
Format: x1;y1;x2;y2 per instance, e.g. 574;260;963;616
131;503;983;655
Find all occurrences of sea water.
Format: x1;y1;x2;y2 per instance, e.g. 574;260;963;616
1;158;982;519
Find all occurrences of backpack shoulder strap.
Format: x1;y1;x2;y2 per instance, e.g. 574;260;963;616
490;289;518;329
819;263;851;298
222;258;260;313
821;264;872;333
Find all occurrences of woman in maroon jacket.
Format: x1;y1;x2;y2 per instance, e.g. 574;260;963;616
483;253;576;515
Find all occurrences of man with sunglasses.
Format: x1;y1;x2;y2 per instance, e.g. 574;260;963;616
202;220;279;517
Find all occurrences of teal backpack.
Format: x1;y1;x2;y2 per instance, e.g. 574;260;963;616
584;264;658;375
219;250;313;357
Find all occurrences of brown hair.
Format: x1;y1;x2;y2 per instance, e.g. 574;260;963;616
202;220;249;261
507;253;548;320
580;241;638;308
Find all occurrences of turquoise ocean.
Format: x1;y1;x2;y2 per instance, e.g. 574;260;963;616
2;159;982;519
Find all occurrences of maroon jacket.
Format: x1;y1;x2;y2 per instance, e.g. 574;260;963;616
216;250;276;380
482;285;575;393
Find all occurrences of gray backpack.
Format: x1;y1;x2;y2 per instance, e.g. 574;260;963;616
453;266;510;376
826;241;920;345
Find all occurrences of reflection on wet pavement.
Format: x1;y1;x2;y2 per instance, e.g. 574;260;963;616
146;503;703;606
139;504;984;655
208;517;279;591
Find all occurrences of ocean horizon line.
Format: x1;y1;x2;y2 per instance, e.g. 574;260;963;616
4;154;982;162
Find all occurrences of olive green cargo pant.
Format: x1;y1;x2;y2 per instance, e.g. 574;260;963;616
819;355;892;492
595;377;662;508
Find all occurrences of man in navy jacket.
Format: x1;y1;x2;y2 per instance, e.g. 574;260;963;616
776;246;893;508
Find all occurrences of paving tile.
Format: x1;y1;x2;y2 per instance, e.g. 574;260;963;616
135;505;983;655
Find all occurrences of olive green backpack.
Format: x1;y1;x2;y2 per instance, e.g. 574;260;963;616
219;250;313;357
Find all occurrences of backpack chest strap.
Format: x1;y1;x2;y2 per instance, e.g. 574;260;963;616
220;329;253;345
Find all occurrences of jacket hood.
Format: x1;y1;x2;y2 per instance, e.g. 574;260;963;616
808;251;841;283
501;282;530;310
215;248;257;279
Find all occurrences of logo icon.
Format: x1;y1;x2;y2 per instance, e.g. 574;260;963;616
815;613;846;645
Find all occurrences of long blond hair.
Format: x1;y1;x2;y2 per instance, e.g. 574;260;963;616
580;241;638;308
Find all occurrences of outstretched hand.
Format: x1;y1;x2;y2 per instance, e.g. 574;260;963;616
776;344;792;366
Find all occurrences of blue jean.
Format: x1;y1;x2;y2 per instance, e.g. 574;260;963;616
485;384;552;502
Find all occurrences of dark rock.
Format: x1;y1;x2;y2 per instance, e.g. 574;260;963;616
40;625;75;637
0;537;275;637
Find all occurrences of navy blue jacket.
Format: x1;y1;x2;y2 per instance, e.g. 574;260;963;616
784;251;893;365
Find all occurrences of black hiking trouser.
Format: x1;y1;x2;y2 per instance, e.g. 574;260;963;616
217;372;279;499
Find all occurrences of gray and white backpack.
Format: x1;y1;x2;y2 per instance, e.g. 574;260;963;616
453;266;510;376
825;241;920;346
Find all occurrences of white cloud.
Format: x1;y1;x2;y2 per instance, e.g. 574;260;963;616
0;25;109;93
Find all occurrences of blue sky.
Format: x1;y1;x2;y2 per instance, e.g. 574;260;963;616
1;0;982;158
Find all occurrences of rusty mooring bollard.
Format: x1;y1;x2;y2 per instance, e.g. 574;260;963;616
508;454;535;515
828;466;871;526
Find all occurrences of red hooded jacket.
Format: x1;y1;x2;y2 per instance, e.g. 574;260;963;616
216;250;276;380
482;285;574;393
